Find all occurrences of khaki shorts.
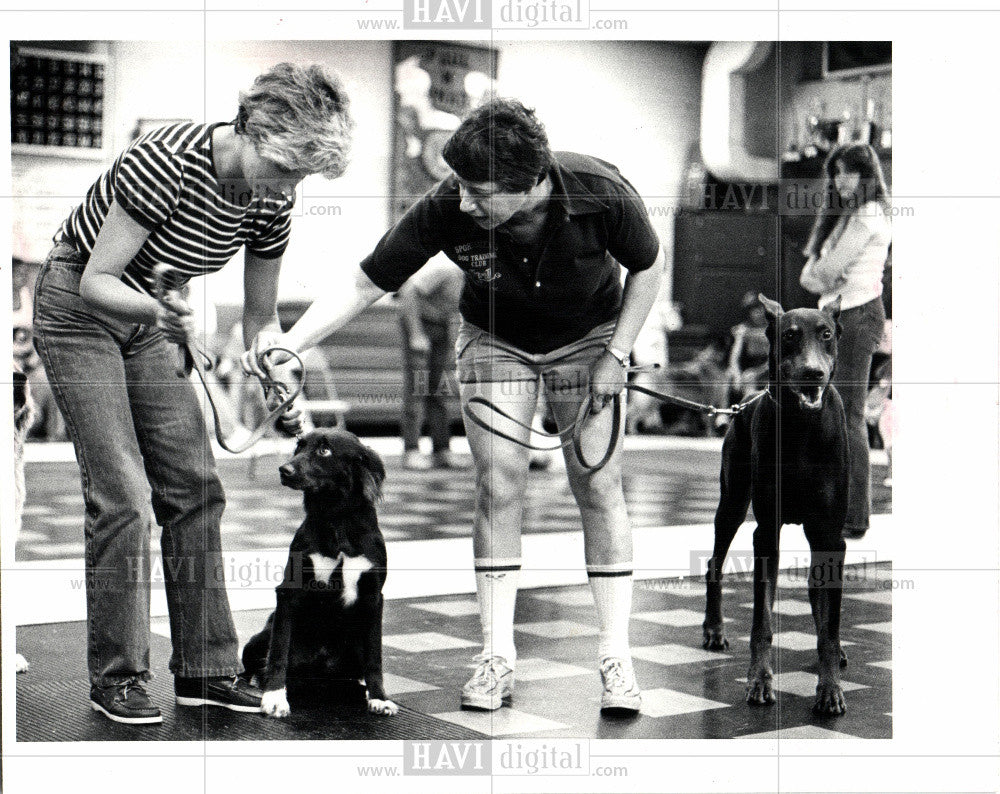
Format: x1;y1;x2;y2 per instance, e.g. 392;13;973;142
455;319;616;405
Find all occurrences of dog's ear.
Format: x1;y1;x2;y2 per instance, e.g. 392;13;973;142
758;294;783;321
355;443;386;503
822;295;842;332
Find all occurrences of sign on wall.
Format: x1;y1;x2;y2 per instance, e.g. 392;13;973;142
10;46;108;158
390;41;499;222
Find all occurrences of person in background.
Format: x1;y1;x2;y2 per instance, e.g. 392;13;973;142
724;290;770;404
395;255;466;470
800;142;892;540
32;62;352;724
246;97;665;715
13;260;65;441
625;298;682;435
865;320;893;487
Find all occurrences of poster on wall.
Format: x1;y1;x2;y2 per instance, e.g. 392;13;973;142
390;41;499;222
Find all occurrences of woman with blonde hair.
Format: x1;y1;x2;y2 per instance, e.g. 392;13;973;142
33;62;353;724
800;142;892;540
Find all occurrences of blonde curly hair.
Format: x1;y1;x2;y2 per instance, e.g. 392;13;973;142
236;62;354;179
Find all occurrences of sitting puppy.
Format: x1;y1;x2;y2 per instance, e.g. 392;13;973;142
13;370;32;673
702;295;850;715
242;428;398;718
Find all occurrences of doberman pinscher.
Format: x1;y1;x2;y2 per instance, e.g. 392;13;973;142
702;294;850;715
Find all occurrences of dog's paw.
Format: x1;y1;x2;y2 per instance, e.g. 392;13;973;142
261;688;291;718
813;682;846;716
367;698;399;717
702;627;729;652
15;653;29;673
745;666;776;706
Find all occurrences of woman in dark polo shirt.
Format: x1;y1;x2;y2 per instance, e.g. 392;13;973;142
33;63;353;724
247;98;664;715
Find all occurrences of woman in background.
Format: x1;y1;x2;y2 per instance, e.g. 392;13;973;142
800;142;892;540
723;289;771;414
33;63;353;724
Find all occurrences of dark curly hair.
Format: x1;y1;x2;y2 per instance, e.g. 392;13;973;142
442;97;552;193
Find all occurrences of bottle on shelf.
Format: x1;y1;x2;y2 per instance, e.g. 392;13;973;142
837;106;853;144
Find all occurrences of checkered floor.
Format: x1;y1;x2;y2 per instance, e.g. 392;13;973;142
16;442;892;560
14;437;892;740
346;563;892;739
17;563;891;741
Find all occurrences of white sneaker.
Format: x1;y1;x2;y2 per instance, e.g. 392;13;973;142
460;655;514;711
599;657;641;712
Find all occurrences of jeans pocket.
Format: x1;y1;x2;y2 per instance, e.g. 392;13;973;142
34;263;83;318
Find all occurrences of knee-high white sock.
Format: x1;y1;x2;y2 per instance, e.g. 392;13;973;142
474;558;521;666
587;563;634;662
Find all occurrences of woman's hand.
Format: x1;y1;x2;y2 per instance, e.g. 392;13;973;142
264;382;305;437
155;293;195;345
589;350;627;414
243;330;306;436
242;329;296;379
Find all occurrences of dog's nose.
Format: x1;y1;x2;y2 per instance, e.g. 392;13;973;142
800;367;826;382
279;463;296;478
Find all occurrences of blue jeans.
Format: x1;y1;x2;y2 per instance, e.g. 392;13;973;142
832;297;886;533
33;242;242;687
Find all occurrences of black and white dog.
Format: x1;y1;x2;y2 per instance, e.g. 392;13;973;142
242;428;398;718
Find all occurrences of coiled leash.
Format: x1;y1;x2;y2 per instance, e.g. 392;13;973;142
154;264;304;454
464;365;768;473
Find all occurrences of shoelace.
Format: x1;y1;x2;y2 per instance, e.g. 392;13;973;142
601;660;631;692
470;655;508;687
119;677;143;701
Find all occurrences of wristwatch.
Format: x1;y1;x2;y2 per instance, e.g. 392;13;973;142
604;344;630;368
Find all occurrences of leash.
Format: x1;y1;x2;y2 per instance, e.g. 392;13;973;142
154;265;304;454
625;383;767;418
465;367;768;472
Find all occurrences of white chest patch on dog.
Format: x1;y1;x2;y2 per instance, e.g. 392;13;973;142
340;554;374;607
308;552;341;586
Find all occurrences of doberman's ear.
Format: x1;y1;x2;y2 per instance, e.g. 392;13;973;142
355;443;386;503
822;295;842;331
758;294;783;321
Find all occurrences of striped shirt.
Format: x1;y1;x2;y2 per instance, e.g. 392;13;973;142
56;121;294;296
